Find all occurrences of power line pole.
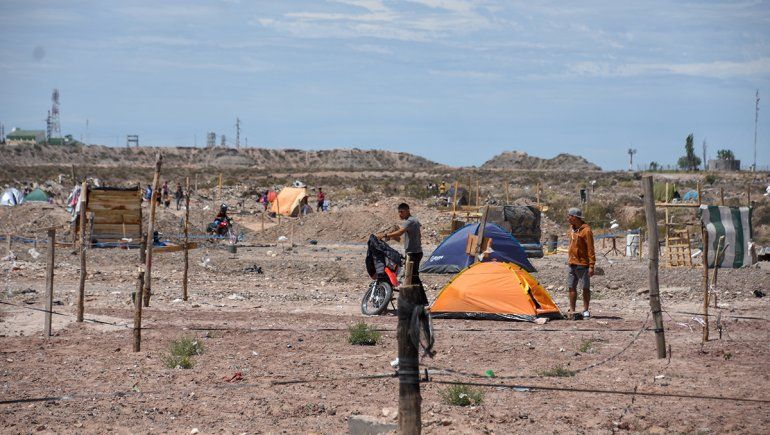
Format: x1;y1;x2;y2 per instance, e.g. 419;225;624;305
702;139;707;171
235;118;241;149
754;90;760;172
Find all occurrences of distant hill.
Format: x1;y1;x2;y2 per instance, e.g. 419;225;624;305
481;151;601;171
2;143;442;170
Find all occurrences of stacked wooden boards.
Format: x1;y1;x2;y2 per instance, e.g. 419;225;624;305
85;187;142;242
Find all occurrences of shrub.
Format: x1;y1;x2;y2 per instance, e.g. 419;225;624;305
440;384;484;406
347;322;381;346
704;174;718;185
162;337;204;369
538;365;576;377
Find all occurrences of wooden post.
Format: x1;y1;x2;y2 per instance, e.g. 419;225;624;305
720;187;725;206
143;154;163;307
473;205;490;263
476;180;480;207
218;173;222;202
451;181;459;220
697;181;702;206
468;175;472;207
701;225;710;342
397;259;421;435
276;192;281;225
194;173;198;192
536;183;541;210
747;184;751;206
139;233;146;264
642;176;667;359
44;229;55;337
712;235;724;309
77;181;87;322
183;177;190;301
504;182;509;204
133;271;145;352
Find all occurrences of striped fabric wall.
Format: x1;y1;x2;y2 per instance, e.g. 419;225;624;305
698;205;753;268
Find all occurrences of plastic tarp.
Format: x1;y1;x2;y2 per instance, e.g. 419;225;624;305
1;188;23;206
270;187;308;217
420;222;536;274
430;262;561;322
699;205;753;268
23;188;50;202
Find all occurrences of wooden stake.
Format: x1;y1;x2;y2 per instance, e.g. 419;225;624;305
468;175;472;206
697;181;702;206
536;183;541;210
720;187;725;206
701;225;710;342
183;177;190;301
143;154;163;307
642;176;667;359
44;229;55;337
397;259;421;435
747;184;751;206
133;271;144;352
712;235;724;309
504;182;509;204
139;233;146;264
473;205;490;263
476;180;480;207
451;181;459;220
77;181;87;322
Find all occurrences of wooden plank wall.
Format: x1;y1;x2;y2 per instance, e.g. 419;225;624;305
86;188;142;242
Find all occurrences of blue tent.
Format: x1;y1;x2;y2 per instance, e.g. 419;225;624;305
420;223;536;274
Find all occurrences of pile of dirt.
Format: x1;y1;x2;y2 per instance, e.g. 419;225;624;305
481;151;601;171
2;144;442;171
0;202;74;242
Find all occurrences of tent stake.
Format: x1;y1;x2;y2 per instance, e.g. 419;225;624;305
44;229;55;337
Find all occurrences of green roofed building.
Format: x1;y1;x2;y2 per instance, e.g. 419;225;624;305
6;129;45;145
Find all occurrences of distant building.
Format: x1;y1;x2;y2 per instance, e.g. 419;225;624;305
707;159;741;171
6;129;46;145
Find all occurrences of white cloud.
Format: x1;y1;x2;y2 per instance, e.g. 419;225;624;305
429;69;502;79
350;43;393;55
568;58;770;79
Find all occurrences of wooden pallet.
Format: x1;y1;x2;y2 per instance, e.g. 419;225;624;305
665;227;693;267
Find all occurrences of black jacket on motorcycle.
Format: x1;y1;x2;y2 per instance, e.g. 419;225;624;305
365;234;403;280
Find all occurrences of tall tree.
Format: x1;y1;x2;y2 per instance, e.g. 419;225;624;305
678;133;702;171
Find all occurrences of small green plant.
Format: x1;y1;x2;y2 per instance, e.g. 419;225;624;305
440;384;484;406
162;337;204;369
578;338;605;354
538;365;576;377
347;322;381;346
723;352;733;360
704;174;718;185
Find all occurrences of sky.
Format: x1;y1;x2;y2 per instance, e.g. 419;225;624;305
1;0;769;170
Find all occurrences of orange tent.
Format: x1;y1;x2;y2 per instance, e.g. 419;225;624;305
270;187;308;217
430;261;562;322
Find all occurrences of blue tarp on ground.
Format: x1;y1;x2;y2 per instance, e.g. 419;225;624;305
420;223;536;274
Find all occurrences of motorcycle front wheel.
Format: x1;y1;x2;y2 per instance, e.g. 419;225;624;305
361;281;393;315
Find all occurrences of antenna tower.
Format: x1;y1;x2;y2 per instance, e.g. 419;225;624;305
754;90;760;172
221;134;227;147
49;89;61;140
235;118;241;149
206;132;216;148
702;139;707;170
627;148;637;171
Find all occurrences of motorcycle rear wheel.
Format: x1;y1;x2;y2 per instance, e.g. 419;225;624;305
361;281;393;315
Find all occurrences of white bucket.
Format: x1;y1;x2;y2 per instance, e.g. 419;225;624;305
626;234;640;257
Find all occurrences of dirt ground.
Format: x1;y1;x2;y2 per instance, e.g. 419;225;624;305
2;197;769;434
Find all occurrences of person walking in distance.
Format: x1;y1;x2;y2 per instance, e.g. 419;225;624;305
379;203;428;305
174;182;184;211
566;207;595;320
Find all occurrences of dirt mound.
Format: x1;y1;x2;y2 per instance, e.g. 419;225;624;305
0;202;74;243
481;151;601;171
3;144;441;171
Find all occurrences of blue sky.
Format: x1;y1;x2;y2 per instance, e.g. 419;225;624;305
1;0;769;170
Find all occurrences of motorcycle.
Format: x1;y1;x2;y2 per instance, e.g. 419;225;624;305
207;217;233;237
361;234;403;315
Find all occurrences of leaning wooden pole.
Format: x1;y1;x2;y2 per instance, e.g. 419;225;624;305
397;260;421;435
642;176;667;358
44;229;55;337
701;226;710;342
183;177;190;301
143;154;163;307
133;271;145;352
77;181;87;322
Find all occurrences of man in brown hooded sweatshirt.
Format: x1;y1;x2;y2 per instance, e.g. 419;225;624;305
566;207;595;320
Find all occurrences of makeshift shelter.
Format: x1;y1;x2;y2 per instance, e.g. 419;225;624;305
23;188;50;202
421;222;536;274
699;205;753;268
80;187;143;243
270;187;309;217
445;186;469;207
1;188;23;206
430;262;561;322
485;205;543;258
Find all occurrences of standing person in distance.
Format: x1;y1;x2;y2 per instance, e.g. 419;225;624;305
566;207;596;320
379;203;428;305
174;182;184;210
316;187;326;212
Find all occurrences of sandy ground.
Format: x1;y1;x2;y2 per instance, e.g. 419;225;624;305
1;232;769;433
